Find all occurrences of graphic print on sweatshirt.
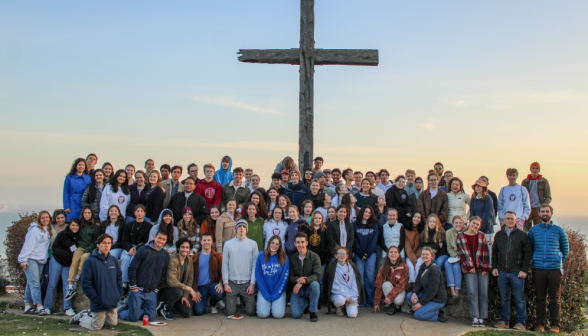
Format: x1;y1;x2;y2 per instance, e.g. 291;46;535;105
205;187;216;199
310;230;321;246
272;227;282;236
343;272;350;283
118;195;127;204
356;228;376;236
262;262;281;276
509;194;517;201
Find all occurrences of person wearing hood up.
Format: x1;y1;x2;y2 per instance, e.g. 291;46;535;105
167;177;208;226
149;209;179;253
274;156;298;174
213;156;234;186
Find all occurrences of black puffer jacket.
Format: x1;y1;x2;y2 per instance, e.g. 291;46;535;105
52;225;80;266
491;227;532;273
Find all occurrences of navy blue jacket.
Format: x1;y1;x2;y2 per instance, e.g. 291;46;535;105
128;241;170;293
81;248;123;312
469;195;495;234
528;222;569;270
284;182;311;209
353;221;380;258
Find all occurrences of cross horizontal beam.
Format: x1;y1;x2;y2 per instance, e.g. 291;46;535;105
238;48;378;66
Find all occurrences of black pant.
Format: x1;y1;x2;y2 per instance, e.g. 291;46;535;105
532;268;562;328
158;287;192;318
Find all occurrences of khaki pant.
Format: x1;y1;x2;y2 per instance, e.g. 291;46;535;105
80;309;118;331
68;248;89;282
524;208;541;231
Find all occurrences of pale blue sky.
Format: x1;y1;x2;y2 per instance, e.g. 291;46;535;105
1;1;587;215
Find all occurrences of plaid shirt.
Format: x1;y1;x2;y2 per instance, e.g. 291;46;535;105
456;231;490;273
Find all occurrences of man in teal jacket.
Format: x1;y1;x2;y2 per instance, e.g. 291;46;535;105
527;204;568;333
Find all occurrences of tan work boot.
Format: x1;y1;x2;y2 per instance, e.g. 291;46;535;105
513;323;526;331
536;325;545;332
550;326;560;333
494;321;509;329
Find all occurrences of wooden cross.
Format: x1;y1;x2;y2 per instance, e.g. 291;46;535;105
238;0;379;169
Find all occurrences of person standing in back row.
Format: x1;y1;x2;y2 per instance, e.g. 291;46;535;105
162;165;184;209
221;167;251;211
528;204;568;334
498;168;531;231
522;162;552;230
214;156;234;186
196;163;223;208
417;172;449;229
63;158;92;221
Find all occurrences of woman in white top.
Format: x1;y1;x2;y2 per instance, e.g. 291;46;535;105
263;207;288;249
99;169;130;222
19;210;53;315
100;205;126;259
324;246;364;317
446;177;470;230
331;184;349;207
266;187;279;219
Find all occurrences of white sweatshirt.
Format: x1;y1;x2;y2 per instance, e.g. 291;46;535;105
18;223;51;265
100;185;131;222
497;184;531;221
332;262;359;302
263;219;288;249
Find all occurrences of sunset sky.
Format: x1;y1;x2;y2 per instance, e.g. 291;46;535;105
1;1;587;216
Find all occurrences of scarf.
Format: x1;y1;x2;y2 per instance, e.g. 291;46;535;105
527;174;542;181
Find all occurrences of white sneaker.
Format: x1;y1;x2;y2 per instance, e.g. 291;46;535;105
211;306;219;314
216;300;225;310
65;308;76;316
45;309;51;315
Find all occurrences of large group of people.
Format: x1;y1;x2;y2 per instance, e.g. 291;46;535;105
17;154;569;333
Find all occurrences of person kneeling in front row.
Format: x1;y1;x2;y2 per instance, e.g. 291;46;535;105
289;232;322;322
324;246;364;317
70;234;122;331
192;233;225;315
406;247;448;322
156;237;196;320
372;246;408;315
255;235;289;319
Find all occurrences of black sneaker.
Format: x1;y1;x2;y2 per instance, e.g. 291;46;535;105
156;301;165;316
438;307;448;323
64;287;77;301
387;306;396;315
310;312;318;322
69;310;89;325
24;307;37;314
162;310;176;321
303;307;310;315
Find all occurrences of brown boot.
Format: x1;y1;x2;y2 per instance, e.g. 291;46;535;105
550;326;560;334
536;325;545;332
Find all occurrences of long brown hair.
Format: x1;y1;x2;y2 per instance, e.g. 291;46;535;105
309;210;327;232
37;210;54;237
264;235;287;266
80;205;97;229
178;214;198;237
249;191;268;219
420;214;445;243
380;246;404;282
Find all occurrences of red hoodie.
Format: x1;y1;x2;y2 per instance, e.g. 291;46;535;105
195;179;222;208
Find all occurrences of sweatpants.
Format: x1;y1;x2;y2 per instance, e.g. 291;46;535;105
80;309;117;331
331;294;358;317
224;281;256;316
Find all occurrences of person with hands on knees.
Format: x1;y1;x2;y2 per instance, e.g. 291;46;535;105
255;236;290;319
222;219;259;317
156;237;195;320
456;216;490;327
118;232;170;322
324;246;364;318
373;246;408;315
69;234;123;331
191;233;225;315
492;211;532;331
289;232;322;322
406;247;448;323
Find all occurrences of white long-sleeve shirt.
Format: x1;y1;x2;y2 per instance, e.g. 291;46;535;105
222;236;259;284
99;185;130;222
332;262;359;302
18;223;50;265
497;184;531;221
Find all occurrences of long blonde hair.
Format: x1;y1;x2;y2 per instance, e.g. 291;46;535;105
420;214;445;243
37;210;54;237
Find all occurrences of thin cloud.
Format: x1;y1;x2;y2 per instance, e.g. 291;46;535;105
439;90;586;111
421;119;436;130
438;98;465;106
193;96;282;115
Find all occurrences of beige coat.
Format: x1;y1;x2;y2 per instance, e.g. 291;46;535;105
215;212;242;254
162;179;184;208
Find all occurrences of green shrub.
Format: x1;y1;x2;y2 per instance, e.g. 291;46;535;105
488;226;587;333
3;213;38;297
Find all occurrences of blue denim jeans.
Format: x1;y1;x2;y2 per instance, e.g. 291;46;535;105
24;259;45;305
435;255;449;272
353;254;376;306
192;282;224;316
290;281;320;318
257;291;286;318
109;248;123;259
43;258;72;310
120;246;137;283
407;291;446;322
498;271;526;325
464;269;489;319
444;259;463;289
41;257;51;301
119;290;157;322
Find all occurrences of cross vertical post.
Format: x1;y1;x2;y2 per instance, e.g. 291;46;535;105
299;0;314;170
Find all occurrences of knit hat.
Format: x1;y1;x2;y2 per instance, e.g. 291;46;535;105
471;178;487;191
235;219;248;232
530;162;540;172
314;171;326;180
182;207;193;216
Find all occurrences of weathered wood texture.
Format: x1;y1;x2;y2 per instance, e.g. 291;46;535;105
238;48;379;66
299;0;314;169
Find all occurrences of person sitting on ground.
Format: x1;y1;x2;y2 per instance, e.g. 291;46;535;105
222;219;259;317
289;232;322;322
118;232;170;322
373;246;408;315
255;235;290;319
324;246;364;318
406;247;448;322
191;233;225;315
70;234;123;331
156;237;196;320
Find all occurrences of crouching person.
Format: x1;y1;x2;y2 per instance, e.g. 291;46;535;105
157;237;196;320
70;234;123;331
192;233;225;316
255;235;289;319
118;232;171;322
373;246;408;315
324;246;364;318
289;232;322;322
406;247;448;322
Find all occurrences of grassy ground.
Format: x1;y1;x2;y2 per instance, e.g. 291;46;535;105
0;313;151;336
